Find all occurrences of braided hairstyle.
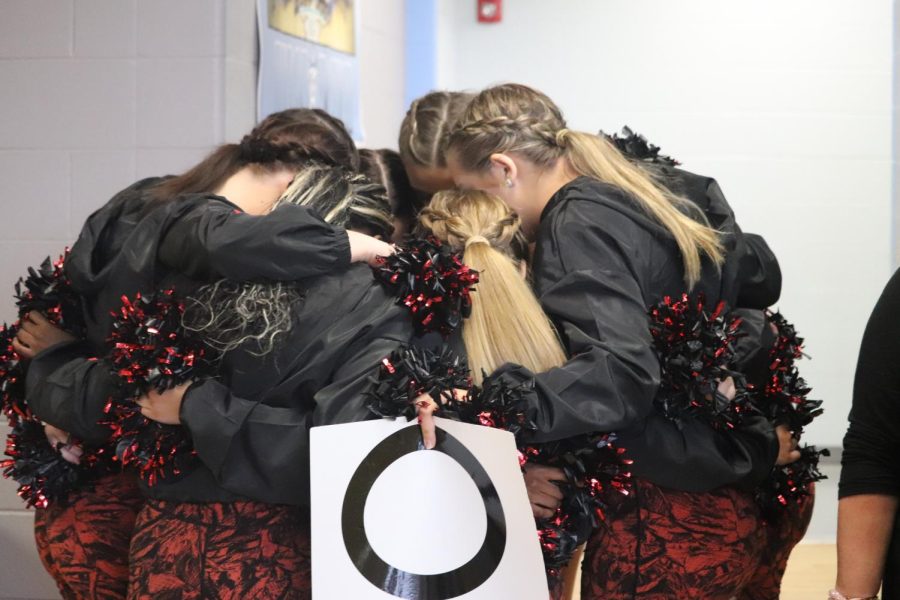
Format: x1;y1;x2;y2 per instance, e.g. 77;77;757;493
399;91;474;169
417;190;566;383
148;108;359;206
184;163;392;356
359;148;419;218
447;84;724;288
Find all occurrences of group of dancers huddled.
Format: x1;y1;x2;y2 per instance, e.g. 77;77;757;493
1;83;827;600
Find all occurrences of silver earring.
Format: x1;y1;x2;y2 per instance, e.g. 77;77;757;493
505;177;513;188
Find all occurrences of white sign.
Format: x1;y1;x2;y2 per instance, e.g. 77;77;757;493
310;417;549;599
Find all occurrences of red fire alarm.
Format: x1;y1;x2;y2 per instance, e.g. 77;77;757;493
478;0;502;23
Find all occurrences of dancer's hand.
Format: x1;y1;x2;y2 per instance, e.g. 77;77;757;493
414;389;468;450
44;423;83;465
775;424;801;466
348;230;394;265
717;376;736;401
523;464;565;519
135;383;192;425
12;312;76;359
415;393;439;450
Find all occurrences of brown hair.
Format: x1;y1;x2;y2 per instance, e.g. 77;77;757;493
149;108;359;204
359;148;420;218
418;190;567;383
447;84;724;288
398;91;474;169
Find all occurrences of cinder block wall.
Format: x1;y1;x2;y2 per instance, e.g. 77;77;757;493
0;1;407;595
0;1;257;596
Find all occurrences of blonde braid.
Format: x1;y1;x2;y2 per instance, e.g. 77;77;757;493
447;83;724;288
399;91;475;168
418;197;523;259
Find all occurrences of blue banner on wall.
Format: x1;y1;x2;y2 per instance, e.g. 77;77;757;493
257;0;362;140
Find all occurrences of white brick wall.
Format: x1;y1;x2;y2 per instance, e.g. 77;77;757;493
0;1;406;595
0;1;243;597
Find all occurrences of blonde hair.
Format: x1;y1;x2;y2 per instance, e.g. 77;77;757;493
447;83;723;288
418;190;567;383
275;162;393;239
399;91;474;168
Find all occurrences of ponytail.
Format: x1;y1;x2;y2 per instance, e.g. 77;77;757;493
558;129;724;288
418;190;566;383
460;240;567;384
449;83;725;289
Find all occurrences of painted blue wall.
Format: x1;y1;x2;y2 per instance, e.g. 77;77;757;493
404;0;438;108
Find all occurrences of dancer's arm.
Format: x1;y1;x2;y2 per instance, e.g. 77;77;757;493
157;198;391;281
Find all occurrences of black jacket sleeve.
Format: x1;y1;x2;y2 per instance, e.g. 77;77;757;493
663;170;781;309
492;249;778;490
615;304;780;491
734;233;782;308
25;345;118;445
180;289;410;506
619;412;778;491
499;190;778;491
693;174;782;309
494;216;662;443
840;268;900;498
731;309;777;391
157;199;352;282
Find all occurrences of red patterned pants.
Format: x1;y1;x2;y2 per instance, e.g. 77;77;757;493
33;471;144;600
737;486;815;600
127;499;311;600
580;479;814;600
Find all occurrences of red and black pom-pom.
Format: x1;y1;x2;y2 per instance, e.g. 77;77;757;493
451;374;537;439
0;252;117;508
2;250;84;423
749;311;826;515
0;323;26;423
649;293;755;430
453;375;632;577
1;419;116;509
104;290;216;485
528;433;632;575
603;126;680;166
373;237;479;336
366;345;471;420
754;311;822;434
756;444;828;519
14;251;85;337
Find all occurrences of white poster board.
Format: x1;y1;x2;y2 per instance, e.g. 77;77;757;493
310;417;549;599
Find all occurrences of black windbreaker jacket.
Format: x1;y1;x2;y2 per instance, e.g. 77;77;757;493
169;265;412;505
493;175;780;492
25;177;352;445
